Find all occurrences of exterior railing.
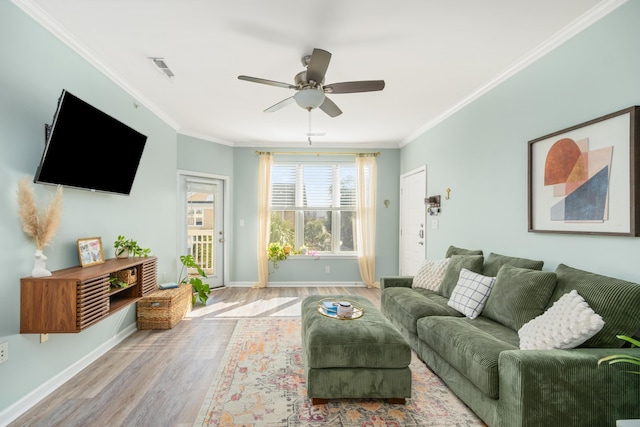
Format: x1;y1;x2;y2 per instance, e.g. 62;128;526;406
188;229;214;275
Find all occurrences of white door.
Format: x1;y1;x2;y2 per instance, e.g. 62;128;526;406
178;174;225;288
399;166;426;276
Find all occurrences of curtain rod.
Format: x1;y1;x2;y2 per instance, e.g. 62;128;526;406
255;150;380;157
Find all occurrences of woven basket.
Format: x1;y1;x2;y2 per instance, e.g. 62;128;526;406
137;284;192;330
113;267;137;285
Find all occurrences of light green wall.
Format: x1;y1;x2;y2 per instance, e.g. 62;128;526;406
401;0;640;282
0;1;179;417
3;0;639;420
177;134;234;176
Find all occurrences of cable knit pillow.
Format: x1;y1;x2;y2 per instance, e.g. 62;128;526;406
412;258;451;291
447;268;496;319
518;290;605;350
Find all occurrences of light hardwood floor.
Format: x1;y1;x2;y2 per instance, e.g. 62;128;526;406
10;286;381;427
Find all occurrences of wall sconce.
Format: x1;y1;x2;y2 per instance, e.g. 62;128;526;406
425;195;441;216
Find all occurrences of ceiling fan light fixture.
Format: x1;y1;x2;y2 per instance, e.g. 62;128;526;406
294;88;325;110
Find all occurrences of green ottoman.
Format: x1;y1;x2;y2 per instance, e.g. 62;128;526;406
301;295;412;405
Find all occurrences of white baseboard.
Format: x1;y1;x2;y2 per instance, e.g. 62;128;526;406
0;323;138;426
227;281;367;288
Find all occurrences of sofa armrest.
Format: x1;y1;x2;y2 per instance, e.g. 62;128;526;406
498;348;640;427
380;276;413;290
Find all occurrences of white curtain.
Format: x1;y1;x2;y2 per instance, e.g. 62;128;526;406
255;153;272;288
355;154;378;288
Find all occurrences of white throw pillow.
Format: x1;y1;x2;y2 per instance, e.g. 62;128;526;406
518;290;605;350
412;258;451;291
447;268;496;319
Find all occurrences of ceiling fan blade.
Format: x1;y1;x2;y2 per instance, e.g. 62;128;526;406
238;75;295;89
306;48;331;84
324;80;385;94
264;96;294;113
319;96;342;118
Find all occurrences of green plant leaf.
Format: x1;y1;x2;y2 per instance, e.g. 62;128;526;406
617;335;640;348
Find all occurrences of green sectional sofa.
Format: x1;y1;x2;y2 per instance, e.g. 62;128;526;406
381;247;640;427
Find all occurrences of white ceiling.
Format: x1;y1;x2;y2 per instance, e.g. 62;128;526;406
14;0;622;148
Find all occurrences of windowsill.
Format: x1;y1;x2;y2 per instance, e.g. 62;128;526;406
289;254;358;260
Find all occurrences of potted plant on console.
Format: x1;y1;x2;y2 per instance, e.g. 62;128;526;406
113;235;150;258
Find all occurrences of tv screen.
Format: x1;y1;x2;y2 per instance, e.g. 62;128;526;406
34;89;147;195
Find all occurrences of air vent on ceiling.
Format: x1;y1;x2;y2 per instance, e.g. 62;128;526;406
149;57;174;79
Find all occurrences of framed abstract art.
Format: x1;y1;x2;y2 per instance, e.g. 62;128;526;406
528;106;640;236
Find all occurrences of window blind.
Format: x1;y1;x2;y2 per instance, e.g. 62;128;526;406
270;163;356;209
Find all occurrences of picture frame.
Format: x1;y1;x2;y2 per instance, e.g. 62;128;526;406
528;106;640;236
77;237;105;267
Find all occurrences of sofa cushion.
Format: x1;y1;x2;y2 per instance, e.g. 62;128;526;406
445;245;483;258
482;265;557;331
518;290;604;350
412;258;451;291
438;255;485;298
417;316;518;399
381;287;461;334
550;264;640;348
447;268;496;319
482;252;544;277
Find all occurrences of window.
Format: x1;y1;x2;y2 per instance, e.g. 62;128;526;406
270;162;356;254
187;207;204;227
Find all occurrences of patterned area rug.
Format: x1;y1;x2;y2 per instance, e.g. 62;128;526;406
193;318;484;426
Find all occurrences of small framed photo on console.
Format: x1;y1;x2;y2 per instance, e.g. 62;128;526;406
77;237;105;267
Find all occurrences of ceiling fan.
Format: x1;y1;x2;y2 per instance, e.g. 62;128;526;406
238;48;385;118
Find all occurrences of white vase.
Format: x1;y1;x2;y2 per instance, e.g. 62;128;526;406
32;249;52;278
116;248;129;258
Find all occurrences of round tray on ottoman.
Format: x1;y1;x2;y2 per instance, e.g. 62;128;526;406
301;295;412;405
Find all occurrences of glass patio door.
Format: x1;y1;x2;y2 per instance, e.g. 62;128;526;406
179;174;224;289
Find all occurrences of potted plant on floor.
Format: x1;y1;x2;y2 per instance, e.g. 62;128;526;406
113;235;151;258
178;254;210;305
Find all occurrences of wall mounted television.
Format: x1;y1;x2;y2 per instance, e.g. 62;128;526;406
34;89;147;196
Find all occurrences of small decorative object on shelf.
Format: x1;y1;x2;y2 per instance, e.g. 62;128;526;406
109;267;137;288
17;177;63;277
77;237;105;267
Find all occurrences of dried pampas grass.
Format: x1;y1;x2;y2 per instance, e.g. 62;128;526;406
17;177;63;250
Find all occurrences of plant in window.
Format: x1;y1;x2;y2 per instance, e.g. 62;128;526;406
178;254;210;305
270;212;294;246
267;242;289;273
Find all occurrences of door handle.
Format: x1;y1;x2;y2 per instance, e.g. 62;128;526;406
219;238;225;243
418;241;424;245
418;230;424;238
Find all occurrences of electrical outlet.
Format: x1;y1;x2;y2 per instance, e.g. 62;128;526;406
40;333;49;343
325;266;330;274
0;342;8;364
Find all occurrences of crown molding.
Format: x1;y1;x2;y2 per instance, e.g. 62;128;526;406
11;0;181;131
401;0;628;147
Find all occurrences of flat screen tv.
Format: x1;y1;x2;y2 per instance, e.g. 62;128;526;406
34;89;147;195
